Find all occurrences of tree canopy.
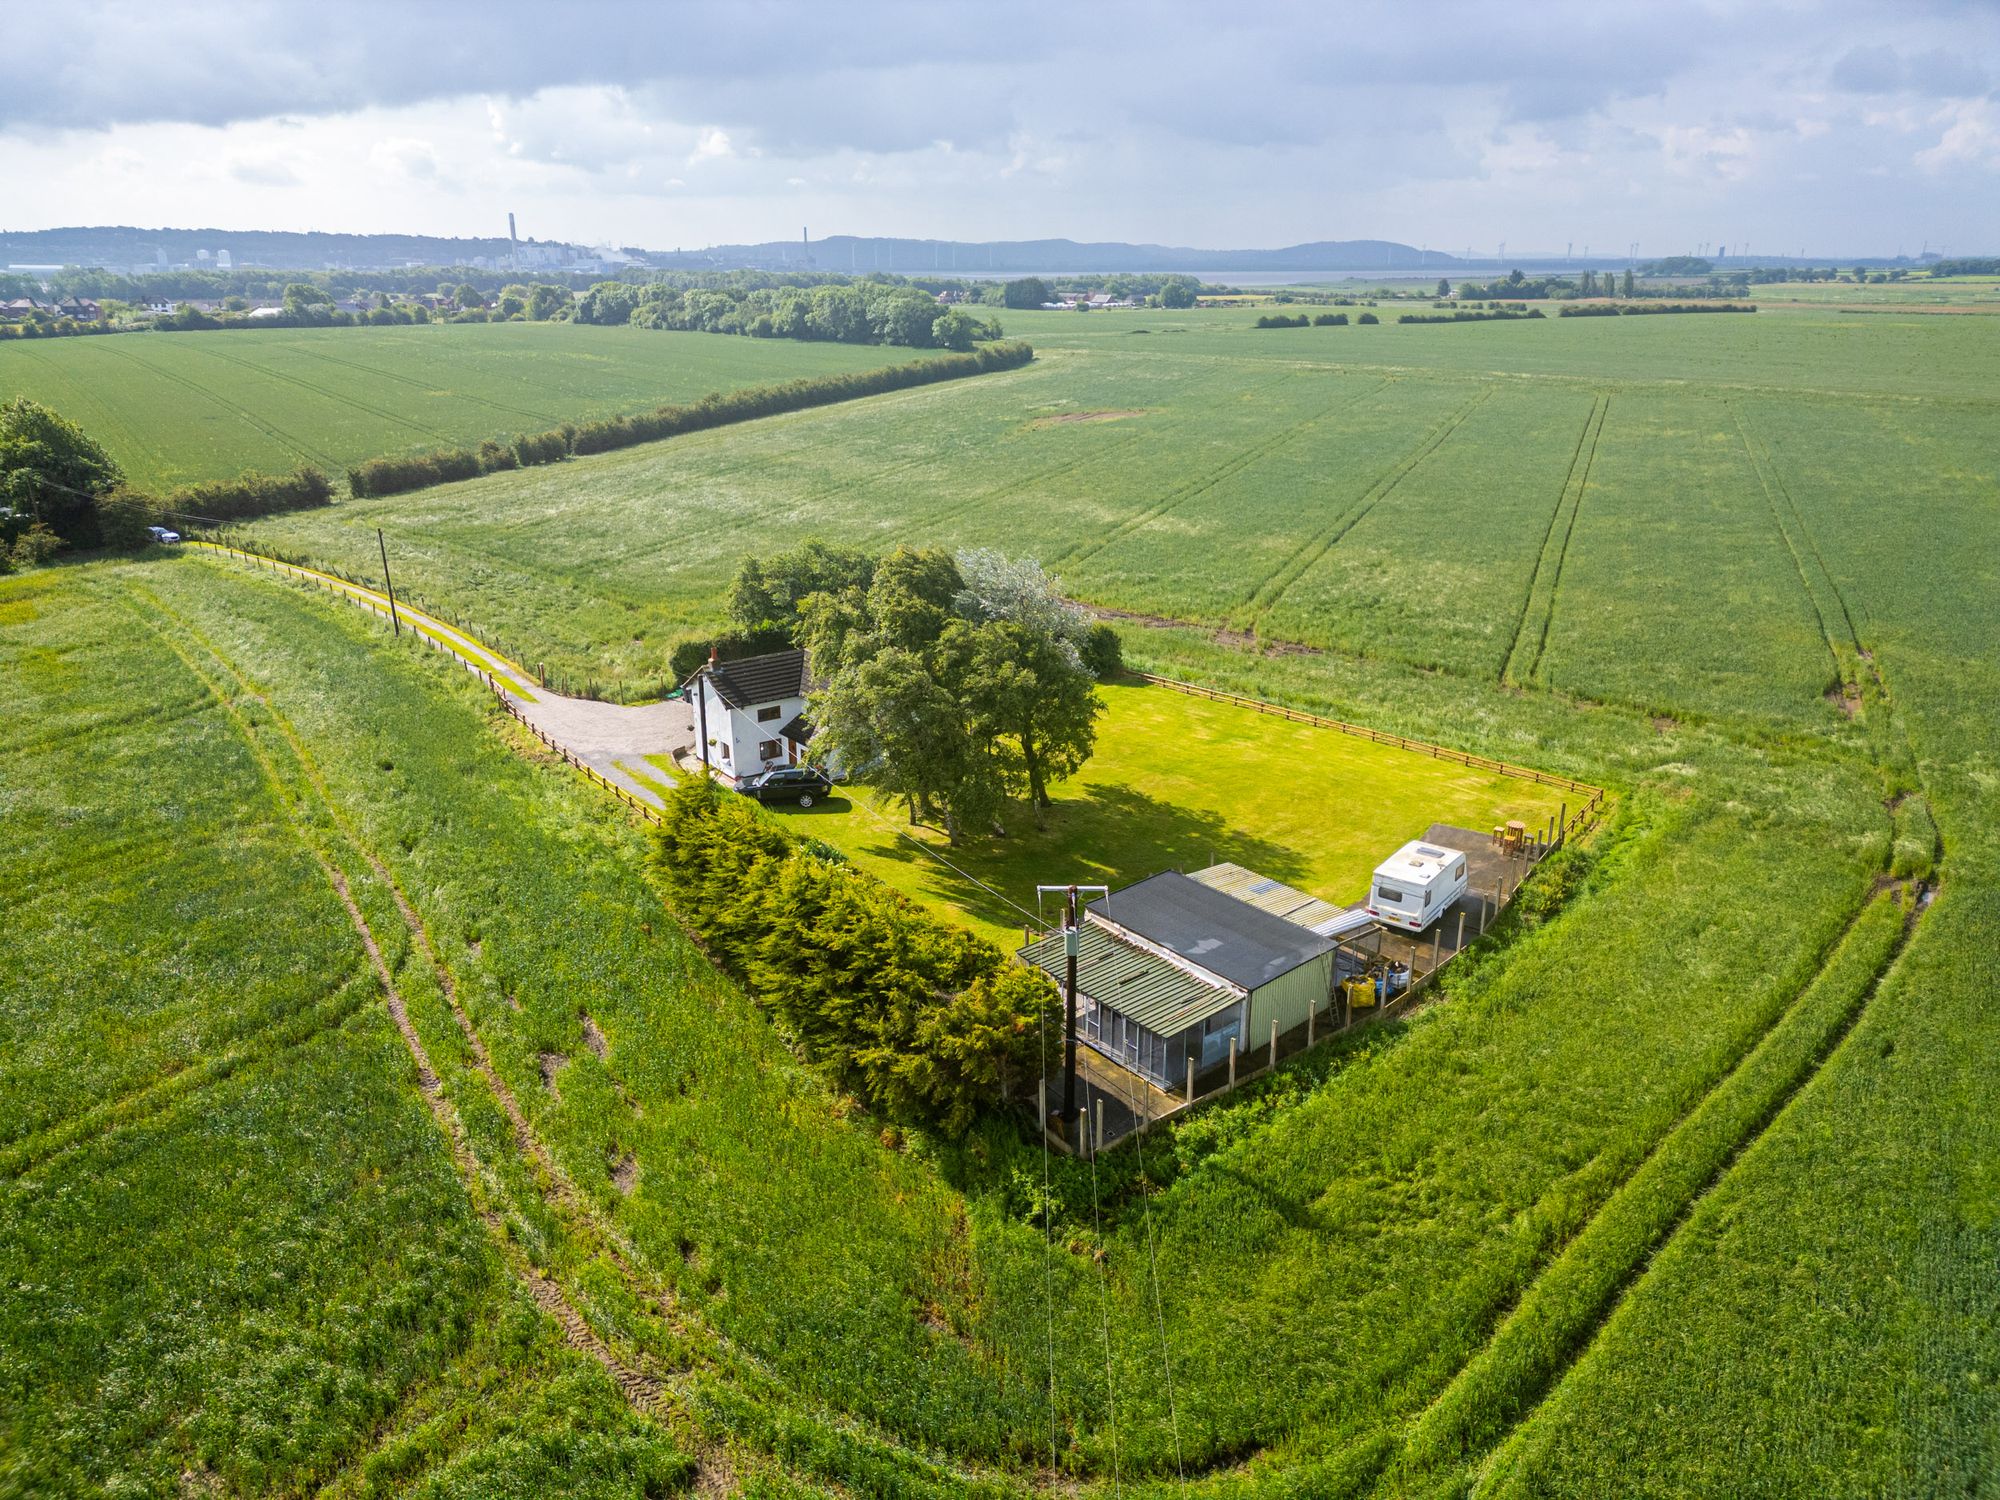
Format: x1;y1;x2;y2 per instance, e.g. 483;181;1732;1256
794;545;1106;841
0;398;123;547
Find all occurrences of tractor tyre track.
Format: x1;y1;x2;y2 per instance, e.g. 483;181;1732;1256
1387;869;1929;1498
135;568;1015;1498
94;340;345;473
1500;395;1604;685
1521;395;1609;683
1056;372;1387;570
1238;384;1490;630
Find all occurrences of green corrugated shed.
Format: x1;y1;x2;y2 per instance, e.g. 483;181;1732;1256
1019;923;1240;1034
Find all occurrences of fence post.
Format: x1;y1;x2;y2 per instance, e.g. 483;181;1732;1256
1228;1035;1238;1088
1456;909;1466;956
1270;1017;1278;1069
1185;1060;1195;1105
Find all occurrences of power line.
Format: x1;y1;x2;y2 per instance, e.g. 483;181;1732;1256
843;788;1042;926
1086;1095;1121;1496
1038;985;1060;1471
1127;1090;1185;1483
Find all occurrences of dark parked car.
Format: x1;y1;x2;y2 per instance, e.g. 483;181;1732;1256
738;766;832;807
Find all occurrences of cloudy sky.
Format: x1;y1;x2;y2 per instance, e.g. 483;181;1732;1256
6;1;1998;255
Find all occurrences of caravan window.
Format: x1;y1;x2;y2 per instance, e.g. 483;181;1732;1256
1376;884;1406;905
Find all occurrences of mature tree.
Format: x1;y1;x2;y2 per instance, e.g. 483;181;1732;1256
1436;278;1452;297
96;489;157;550
281;281;332;317
1002;276;1051;309
932;307;979;350
455;282;483;309
496;284;530;319
0;398;122;547
525;283;569;321
1156;275;1199;309
800;545;1102;838
810;645;1002;837
1622;268;1636;297
727;539;877;640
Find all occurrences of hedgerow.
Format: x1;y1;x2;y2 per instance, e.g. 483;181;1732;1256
1398;309;1546;324
1559;302;1757;316
165;465;335;523
347;341;1034;498
648;777;1055;1135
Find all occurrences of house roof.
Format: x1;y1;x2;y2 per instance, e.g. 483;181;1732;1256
1019;923;1241;1036
701;648;810;710
1088;871;1334;991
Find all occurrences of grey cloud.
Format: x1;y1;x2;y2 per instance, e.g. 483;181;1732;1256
1831;43;1988;96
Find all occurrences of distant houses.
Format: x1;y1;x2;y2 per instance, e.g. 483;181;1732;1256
1;296;101;322
1040;292;1141;310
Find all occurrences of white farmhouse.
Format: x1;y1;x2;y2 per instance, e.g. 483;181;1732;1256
685;647;815;785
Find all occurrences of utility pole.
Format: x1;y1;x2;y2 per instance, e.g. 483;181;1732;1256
1036;882;1108;1142
1062;885;1080;1129
376;528;401;637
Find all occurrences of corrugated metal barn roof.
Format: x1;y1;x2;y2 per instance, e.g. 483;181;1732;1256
1189;862;1349;931
1019;924;1241;1036
1088;871;1334;991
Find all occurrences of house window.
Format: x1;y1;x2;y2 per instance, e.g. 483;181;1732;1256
758;739;782;761
719;742;730;762
756;704;782;723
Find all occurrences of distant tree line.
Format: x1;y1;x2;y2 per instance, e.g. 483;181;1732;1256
573;279;1003;350
349;342;1034;499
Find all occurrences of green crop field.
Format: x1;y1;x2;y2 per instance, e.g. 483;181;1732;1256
0;322;904;489
10;293;2000;1495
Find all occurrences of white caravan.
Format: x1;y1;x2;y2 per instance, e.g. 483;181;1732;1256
1365;840;1469;933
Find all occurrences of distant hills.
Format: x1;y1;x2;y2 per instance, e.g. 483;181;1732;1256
10;226;1918;278
0;226;533;272
658;236;1467;274
1;225;1472;276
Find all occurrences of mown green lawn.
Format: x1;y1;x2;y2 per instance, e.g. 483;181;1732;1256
771;679;1572;948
